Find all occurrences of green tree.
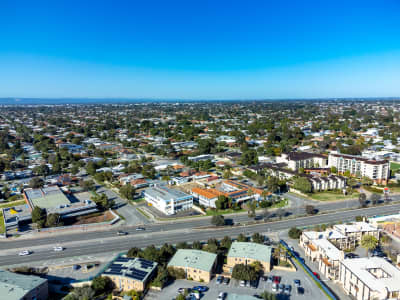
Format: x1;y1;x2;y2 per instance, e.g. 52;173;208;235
215;195;229;210
45;213;62;227
361;235;378;257
252;232;264;244
237;233;248;242
305;205;316;215
293;177;312;193
232;264;258;281
91;192;114;210
29;177;44;188
260;291;277;300
31;206;47;228
120;184;136;201
358;193;367;208
288;227;302;239
370;193;380;205
91;276;114;295
211;215;225;226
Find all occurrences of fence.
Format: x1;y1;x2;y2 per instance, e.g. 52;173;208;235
279;239;338;300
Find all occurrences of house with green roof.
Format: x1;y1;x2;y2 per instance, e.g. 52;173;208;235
0;270;48;300
167;249;217;283
226;242;272;273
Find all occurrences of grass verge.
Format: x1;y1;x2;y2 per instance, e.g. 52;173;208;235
0;200;26;209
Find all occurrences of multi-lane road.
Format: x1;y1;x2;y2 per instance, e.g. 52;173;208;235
1;202;399;267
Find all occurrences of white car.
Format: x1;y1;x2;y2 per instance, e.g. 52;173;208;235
217;292;227;300
53;246;64;252
19;250;31;256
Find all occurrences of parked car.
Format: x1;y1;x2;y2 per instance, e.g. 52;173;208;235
284;284;291;295
223;277;230;285
297;287;305;294
346;253;359;259
250;280;258;289
273;276;281;284
240;280;246;287
246;280;251;287
178;287;190;294
216;276;224;284
193;286;208;292
266;276;273;283
294;279;300;287
313;272;320;279
278;284;284;293
272;283;278;293
217;292;227;300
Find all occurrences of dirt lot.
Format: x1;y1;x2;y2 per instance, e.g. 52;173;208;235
66;211;114;225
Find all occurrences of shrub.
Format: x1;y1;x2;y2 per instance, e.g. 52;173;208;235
288;227;302;239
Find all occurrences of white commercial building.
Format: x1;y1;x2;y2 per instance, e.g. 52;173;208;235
339;257;400;300
143;185;193;215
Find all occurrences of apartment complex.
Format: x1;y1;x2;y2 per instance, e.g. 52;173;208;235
300;222;379;281
328;153;390;184
167;249;217;283
102;257;158;292
339;257;400;300
0;270;48;300
143;185;193;215
276;152;328;171
225;242;272;273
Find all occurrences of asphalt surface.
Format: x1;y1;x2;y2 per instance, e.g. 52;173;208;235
1;203;400;267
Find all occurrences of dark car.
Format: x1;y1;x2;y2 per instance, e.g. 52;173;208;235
192;286;208;292
250;280;258;289
216;275;224;284
223;277;230;285
294;279;300;287
297;287;305;294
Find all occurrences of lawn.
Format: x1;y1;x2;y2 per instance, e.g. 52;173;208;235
205;208;245;216
307;191;359;201
0;200;26;209
390;162;400;173
0;212;5;234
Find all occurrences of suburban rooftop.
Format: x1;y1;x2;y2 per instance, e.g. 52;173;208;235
0;270;47;300
168;249;217;272
227;242;272;263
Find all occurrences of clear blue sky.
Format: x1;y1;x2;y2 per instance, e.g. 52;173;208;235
1;0;400;99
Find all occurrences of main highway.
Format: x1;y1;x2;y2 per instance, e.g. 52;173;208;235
0;202;399;267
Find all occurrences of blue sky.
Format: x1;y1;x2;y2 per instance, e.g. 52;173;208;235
1;0;400;99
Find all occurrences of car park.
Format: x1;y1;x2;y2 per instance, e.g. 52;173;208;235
18;250;31;256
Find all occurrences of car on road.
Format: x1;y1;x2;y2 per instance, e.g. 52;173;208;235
217;292;227;300
294;279;300;287
223;277;230;285
284;284;291;295
117;231;128;235
136;227;145;231
216;275;223;284
53;246;64;252
18;250;31;256
193;286;208;292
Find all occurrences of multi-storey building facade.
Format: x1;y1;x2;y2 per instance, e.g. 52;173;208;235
328;153;389;185
143;185;193;215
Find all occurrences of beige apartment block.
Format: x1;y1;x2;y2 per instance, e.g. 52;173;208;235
168;249;217;283
226;242;272;273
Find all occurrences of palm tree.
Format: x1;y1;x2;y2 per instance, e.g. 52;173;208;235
361;235;378;257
